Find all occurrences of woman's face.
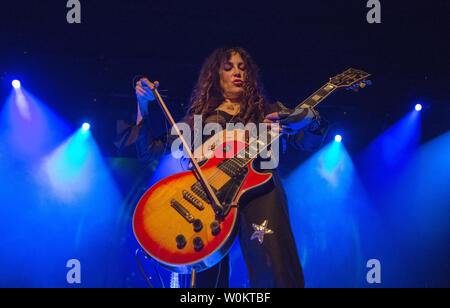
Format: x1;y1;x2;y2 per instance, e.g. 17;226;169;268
219;52;246;100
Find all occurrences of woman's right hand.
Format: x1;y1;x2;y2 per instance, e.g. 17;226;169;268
136;78;159;121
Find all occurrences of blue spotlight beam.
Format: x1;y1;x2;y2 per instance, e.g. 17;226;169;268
282;140;373;287
0;87;72;159
356;109;422;205
0;86;123;287
364;131;450;287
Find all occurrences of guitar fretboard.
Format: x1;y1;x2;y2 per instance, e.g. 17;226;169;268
217;129;281;174
296;82;337;109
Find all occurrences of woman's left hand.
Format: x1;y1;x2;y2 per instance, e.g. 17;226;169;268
264;108;320;135
263;111;291;134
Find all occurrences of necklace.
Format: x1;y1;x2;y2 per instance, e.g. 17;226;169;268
216;99;241;123
216;109;239;125
216;104;240;125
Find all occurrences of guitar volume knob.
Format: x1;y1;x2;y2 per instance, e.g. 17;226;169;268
210;221;221;236
193;219;203;232
193;237;204;252
176;235;187;250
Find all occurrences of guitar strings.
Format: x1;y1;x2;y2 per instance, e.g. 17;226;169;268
195;125;282;191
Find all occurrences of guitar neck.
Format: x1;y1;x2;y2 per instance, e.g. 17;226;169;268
295;82;338;109
224;83;338;168
223;67;371;168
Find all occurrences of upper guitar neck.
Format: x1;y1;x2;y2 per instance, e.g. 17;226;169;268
295;82;338;109
243;82;340;161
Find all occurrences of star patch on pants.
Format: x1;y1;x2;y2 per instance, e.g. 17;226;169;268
250;220;274;244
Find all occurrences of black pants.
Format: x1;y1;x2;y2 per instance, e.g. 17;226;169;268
192;177;305;288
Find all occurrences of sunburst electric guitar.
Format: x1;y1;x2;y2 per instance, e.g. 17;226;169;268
133;68;371;274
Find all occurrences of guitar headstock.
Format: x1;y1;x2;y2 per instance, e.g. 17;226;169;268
329;68;372;90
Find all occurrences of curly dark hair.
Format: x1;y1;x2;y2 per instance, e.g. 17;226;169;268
187;47;269;126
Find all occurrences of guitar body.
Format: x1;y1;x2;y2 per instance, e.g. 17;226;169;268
133;137;273;274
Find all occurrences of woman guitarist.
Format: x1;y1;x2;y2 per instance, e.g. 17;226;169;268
130;47;328;288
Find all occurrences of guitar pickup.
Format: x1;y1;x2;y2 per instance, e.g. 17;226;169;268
183;190;204;211
170;199;194;223
191;182;218;204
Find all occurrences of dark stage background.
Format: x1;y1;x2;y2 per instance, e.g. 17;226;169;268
0;1;448;288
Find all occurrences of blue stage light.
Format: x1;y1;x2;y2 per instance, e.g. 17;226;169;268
415;104;422;111
82;123;90;131
12;80;21;89
335;135;342;143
